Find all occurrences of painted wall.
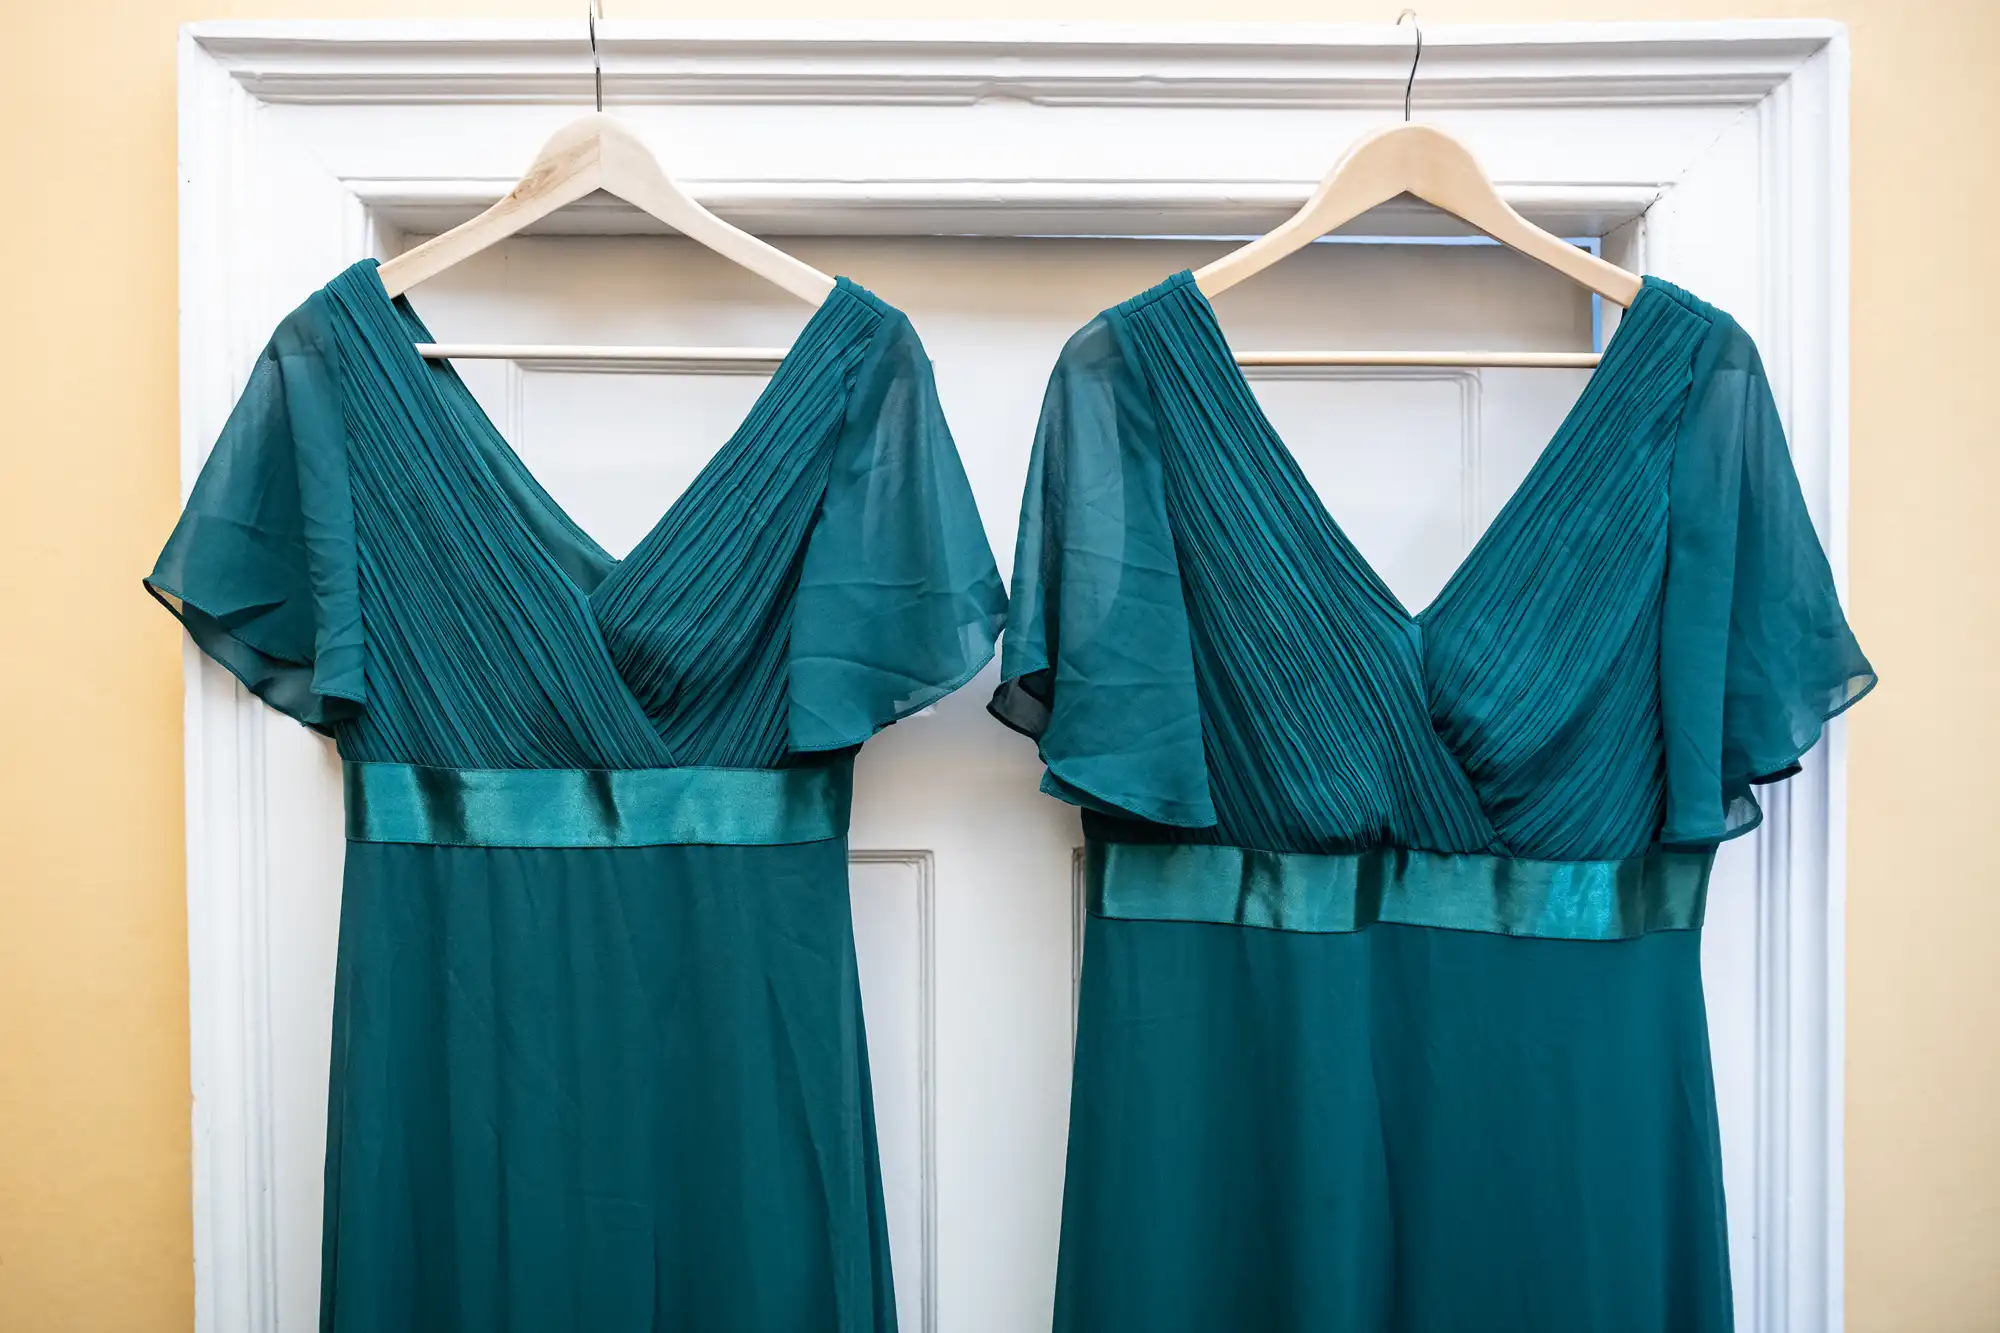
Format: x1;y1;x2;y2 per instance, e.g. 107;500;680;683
0;2;1991;1329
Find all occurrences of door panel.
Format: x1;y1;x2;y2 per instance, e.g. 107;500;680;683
265;234;1753;1331
505;366;773;557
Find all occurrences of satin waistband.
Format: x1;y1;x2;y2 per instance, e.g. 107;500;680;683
1085;840;1713;941
344;759;851;848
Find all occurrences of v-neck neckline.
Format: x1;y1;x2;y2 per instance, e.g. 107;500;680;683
1158;269;1666;625
357;258;866;610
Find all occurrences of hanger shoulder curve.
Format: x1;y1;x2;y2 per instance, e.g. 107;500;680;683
376;113;835;306
1393;126;1642;307
592;118;835;306
376;117;606;298
1195;122;1642;308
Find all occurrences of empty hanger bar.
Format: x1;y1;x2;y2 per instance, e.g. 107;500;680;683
1235;349;1601;368
416;342;791;365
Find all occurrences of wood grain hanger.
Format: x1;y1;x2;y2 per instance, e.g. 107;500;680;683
377;3;834;367
1198;12;1643;370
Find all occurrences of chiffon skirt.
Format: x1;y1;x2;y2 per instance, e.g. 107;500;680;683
320;839;898;1333
1056;914;1733;1333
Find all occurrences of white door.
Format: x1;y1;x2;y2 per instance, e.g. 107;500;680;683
262;231;1766;1332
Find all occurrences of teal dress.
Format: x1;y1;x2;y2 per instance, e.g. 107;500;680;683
149;260;1005;1333
991;272;1873;1333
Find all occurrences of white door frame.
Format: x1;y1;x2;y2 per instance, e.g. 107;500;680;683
177;20;1852;1333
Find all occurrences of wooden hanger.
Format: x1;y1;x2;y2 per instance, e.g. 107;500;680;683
1197;14;1642;369
377;5;834;364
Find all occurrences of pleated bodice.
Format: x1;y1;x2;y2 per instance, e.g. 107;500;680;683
154;259;1006;776
1123;273;1706;859
994;271;1873;861
323;264;898;770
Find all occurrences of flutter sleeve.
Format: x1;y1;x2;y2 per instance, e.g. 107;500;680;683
146;298;364;734
786;309;1007;752
988;316;1216;828
1659;309;1875;845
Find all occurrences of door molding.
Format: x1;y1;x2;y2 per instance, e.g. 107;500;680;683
177;20;1851;1332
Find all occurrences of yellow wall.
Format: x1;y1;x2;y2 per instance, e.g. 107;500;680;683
1;1;1992;1329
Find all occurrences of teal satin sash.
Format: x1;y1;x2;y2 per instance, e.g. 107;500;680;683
345;759;851;848
1086;840;1713;940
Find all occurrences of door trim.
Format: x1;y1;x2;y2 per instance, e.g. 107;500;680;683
177;21;1851;1332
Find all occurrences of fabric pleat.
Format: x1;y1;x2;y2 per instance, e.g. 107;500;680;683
592;283;882;766
595;283;1006;766
318;264;677;770
1107;275;1496;855
1420;284;1708;859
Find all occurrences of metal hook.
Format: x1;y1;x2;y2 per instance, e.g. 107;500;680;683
588;1;604;113
1396;9;1422;122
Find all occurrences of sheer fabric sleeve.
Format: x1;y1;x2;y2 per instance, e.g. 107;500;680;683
988;317;1216;828
1660;309;1875;845
146;299;364;734
786;310;1007;753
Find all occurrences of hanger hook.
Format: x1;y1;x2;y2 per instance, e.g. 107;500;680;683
588;1;604;113
1396;9;1422;122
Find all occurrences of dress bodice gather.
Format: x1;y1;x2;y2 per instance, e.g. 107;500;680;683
993;271;1872;861
153;260;1004;774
